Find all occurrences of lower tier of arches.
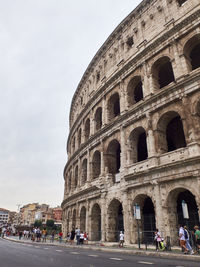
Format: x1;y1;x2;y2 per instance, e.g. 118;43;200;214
62;178;200;246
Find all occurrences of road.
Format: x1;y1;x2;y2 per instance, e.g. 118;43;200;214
0;238;199;267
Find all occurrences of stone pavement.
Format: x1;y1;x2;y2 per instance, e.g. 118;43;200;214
3;235;200;262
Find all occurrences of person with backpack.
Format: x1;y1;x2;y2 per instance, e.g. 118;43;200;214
179;224;189;254
184;225;194;254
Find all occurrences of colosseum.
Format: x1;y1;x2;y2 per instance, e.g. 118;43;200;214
62;0;200;245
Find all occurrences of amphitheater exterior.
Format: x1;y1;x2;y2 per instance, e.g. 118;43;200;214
62;0;200;245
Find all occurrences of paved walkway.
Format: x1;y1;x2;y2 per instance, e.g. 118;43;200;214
3;235;200;262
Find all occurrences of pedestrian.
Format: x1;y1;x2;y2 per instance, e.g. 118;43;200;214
83;232;88;245
119;231;124;248
154;229;165;251
80;232;84;245
70;228;75;245
42;228;47;242
59;231;63;243
194;225;200;253
51;230;55;243
184;226;194;254
19;231;23;240
179;224;189;254
75;227;80;245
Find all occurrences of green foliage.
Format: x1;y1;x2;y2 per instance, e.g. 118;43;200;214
34;220;42;228
46;219;54;228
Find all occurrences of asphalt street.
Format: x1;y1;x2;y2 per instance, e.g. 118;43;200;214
0;238;199;267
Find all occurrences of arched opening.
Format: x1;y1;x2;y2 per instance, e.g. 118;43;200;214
72;209;76;229
106;139;121;177
127;76;143;106
107;93;120;121
166;188;199;245
107;199;124;242
80;206;86;232
157;111;186;154
177;0;188;7
78;128;82;148
91;204;101;241
142;197;156;243
128;127;148;164
184;35;200;71
92;150;101;179
72;136;76;153
152;57;175;89
68;172;72;192
132;195;156;244
84;118;90;141
94;107;102;132
74;166;78;188
81;159;87;185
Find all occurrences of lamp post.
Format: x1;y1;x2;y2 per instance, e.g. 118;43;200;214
134;203;141;249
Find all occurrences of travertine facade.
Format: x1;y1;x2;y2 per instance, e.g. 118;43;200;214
62;0;200;245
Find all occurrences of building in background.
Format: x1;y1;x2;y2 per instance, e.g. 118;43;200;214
0;209;9;225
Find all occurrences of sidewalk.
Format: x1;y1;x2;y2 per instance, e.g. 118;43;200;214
3;235;200;262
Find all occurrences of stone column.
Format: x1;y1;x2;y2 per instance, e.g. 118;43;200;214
101;195;106;242
87;149;91;183
142;62;152;97
120;126;126;171
102;96;107;126
86;201;89;233
119;80;127;114
123;192;131;244
153;182;164;234
146;113;157;157
78;158;81;188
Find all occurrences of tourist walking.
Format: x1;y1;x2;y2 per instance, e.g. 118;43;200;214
119;231;124;248
75;227;80;245
179;224;189;254
184;226;194;254
194;225;200;253
70;228;75;245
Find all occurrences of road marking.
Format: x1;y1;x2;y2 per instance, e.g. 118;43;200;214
27;244;33;247
88;255;99;257
34;246;40;248
138;261;154;265
56;250;63;252
109;258;123;261
44;248;49;250
70;252;80;255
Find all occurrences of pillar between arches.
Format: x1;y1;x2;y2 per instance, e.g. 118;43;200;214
101;197;106;242
122;194;131;245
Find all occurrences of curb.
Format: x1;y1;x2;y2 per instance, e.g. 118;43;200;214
2;237;200;262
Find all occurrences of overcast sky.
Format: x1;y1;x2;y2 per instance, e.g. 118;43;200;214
0;0;141;212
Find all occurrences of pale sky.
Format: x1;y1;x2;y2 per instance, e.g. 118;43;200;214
0;0;141;211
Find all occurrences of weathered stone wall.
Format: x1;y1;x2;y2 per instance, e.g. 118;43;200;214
62;0;200;245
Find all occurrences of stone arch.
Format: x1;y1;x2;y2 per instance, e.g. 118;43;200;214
128;127;148;163
81;158;87;185
78;128;82;148
72;135;76;153
94;107;102;132
151;56;175;89
92;150;101;179
74;165;78;188
166;187;199;244
91;203;101;241
105;139;121;177
107;92;120;121
107;199;124;242
84;118;90;141
177;0;188;7
80;206;86;232
132;194;156;243
127;76;143;106
156;111;186;154
183;34;200;71
72;209;76;228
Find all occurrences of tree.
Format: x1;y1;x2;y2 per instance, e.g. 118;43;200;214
34;220;42;228
46;219;54;228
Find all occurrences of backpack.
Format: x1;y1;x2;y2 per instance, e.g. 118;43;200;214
184;229;188;239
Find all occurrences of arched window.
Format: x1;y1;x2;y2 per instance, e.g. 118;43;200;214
157;111;186;154
106;139;121;175
107;93;120;121
78;128;82;148
84;118;90;141
184;35;200;71
152;57;175;89
128;127;148;163
81;159;87;185
92;151;101;179
74;166;78;188
127;76;143;106
94;107;102;132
